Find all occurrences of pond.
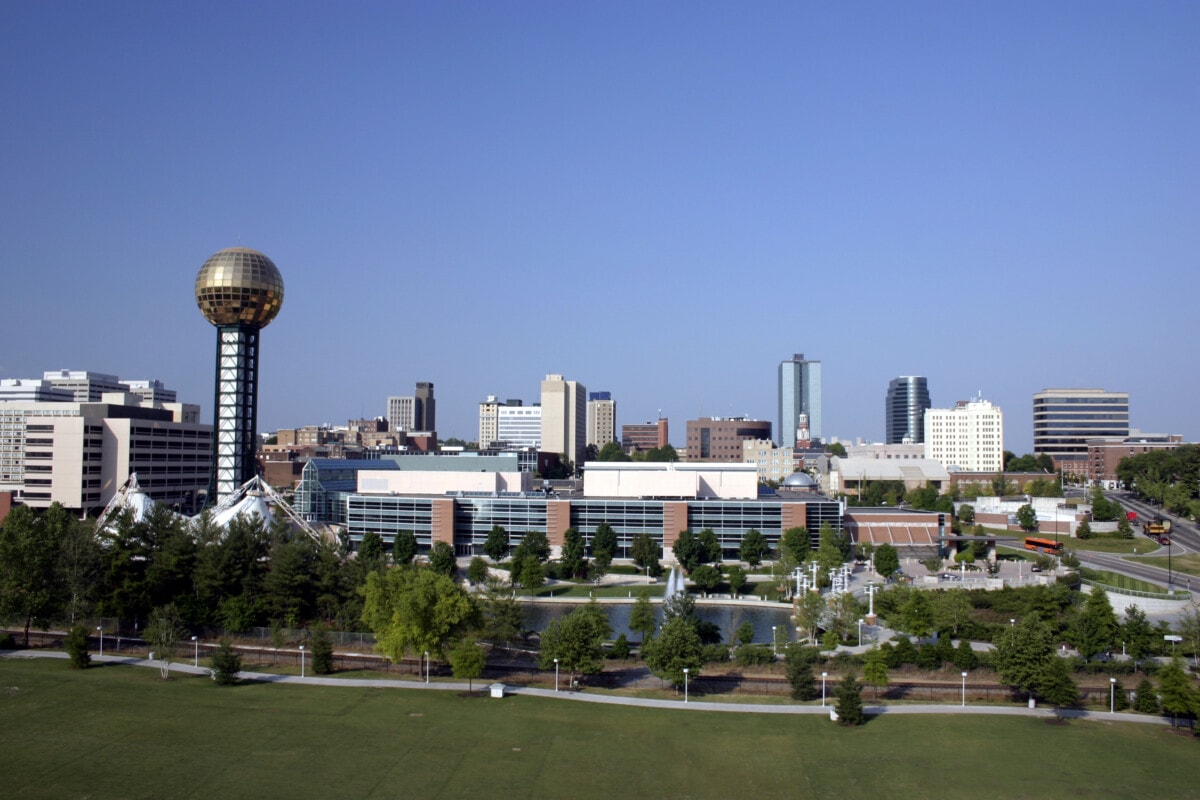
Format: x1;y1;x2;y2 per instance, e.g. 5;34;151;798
521;602;796;645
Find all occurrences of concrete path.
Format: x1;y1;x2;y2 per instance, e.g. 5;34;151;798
4;649;1177;728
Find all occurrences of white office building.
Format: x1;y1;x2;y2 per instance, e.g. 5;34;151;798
924;397;1004;473
498;405;541;450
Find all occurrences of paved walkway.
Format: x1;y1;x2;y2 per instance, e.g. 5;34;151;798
4;649;1176;728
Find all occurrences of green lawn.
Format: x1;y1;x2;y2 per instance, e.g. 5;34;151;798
1080;568;1171;594
1135;554;1200;580
527;582;665;599
2;658;1198;799
1066;537;1157;555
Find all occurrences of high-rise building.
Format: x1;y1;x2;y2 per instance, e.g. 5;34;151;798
686;417;772;462
923;397;1004;472
387;396;415;432
541;374;587;466
586;391;616;450
885;376;931;444
480;396;527;448
498;404;541;449
414;382;435;432
779;354;822;446
194;247;285;503
1033;388;1129;468
42;370;127;401
622;419;669;453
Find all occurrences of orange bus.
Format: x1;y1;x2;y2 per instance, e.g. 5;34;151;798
1024;537;1063;555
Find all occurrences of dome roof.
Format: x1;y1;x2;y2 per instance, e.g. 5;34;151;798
782;471;818;489
195;247;284;327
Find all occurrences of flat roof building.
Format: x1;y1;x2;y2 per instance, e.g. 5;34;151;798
1033;388;1129;469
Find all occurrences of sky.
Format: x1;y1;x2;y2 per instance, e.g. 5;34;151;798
2;2;1197;454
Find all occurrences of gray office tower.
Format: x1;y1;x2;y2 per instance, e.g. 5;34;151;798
414;382;435;431
778;354;822;446
885;376;930;444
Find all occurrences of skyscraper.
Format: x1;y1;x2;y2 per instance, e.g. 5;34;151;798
586;391;616;450
541;373;586;467
778;354;822;446
414;382;435;432
924;397;1004;472
885;376;931;444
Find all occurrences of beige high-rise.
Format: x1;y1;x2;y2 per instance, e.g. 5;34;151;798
541;374;587;468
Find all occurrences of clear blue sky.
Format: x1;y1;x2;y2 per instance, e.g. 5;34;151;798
2;2;1197;453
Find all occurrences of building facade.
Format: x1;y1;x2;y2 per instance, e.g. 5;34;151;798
540;374;586;466
885;376;930;444
1086;434;1183;488
923;398;1004;473
686;417;772;463
742;439;801;484
779;353;822;446
622;419;668;453
1033;388;1129;469
586;391;616;450
497;404;541;449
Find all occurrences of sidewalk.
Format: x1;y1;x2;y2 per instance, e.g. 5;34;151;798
3;649;1176;728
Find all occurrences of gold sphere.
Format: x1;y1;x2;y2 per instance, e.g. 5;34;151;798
194;247;284;327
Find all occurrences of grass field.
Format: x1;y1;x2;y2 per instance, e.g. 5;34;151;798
2;658;1198;799
1066;537;1157;555
1136;554;1200;580
1080;568;1170;594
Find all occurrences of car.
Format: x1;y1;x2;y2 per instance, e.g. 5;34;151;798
1030;565;1043;573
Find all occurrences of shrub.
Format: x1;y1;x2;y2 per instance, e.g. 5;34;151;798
310;627;334;675
1133;678;1160;713
64;625;91;669
700;644;731;664
608;633;631;660
736;644;775;667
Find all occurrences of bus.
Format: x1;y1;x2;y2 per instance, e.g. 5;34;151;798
1023;537;1063;555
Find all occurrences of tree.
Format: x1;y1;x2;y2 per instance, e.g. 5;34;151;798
993;614;1054;702
631;533;661;576
144;603;185;679
931;590;973;636
516;556;544;591
643;614;703;689
952;639;978;671
1016;504;1039;533
392;531;418;566
538;602;611;683
361;568;476;662
210;639;242;685
1116;517;1133;539
448;638;487;692
358;531;385;571
64;624;91;669
629;590;657;644
778;527;810;563
726;565;747;598
834;672;865;726
1071;588;1117;661
736;621;755;646
476;577;524;649
1111;678;1130;712
310;625;334;674
483;525;510;563
826;441;847;458
874;543;900;579
58;517;100;625
1075;519;1092;540
862;648;889;697
560;528;588;579
958;504;975;524
597;441;631;461
0;504;66;646
672;529;702;572
697;529;722;564
428;541;457;577
898;591;933;639
512;531;550;564
691;564;722;596
609;632;631;659
784;642;818;700
1157;658;1199;727
1038;656;1078;717
1177;607;1200;667
739;529;769;567
590;524;617;575
467;556;490;585
793;590;825;643
1133;677;1160;714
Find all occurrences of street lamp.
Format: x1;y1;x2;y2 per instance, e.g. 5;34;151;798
858;618;864;647
554;657;559;692
683;668;689;703
425;651;431;683
961;671;968;707
772;626;778;657
821;672;828;707
191;635;198;667
1009;618;1015;627
96;626;103;657
1110;677;1117;714
299;645;305;678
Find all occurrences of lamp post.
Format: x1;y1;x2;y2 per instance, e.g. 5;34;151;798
554;658;559;692
683;668;689;703
191;635;198;667
299;645;305;678
1110;677;1117;714
821;672;828;707
425;651;431;683
96;626;103;657
1009;618;1015;627
961;671;968;707
772;626;778;657
858;618;864;647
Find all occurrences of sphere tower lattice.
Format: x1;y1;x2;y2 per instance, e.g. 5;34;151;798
194;247;284;503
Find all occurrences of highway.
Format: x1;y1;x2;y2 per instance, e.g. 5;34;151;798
1072;491;1199;595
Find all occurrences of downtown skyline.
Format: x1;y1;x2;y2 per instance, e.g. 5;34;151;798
2;2;1197;452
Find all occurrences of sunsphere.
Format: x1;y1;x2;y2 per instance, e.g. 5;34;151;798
194;247;284;328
